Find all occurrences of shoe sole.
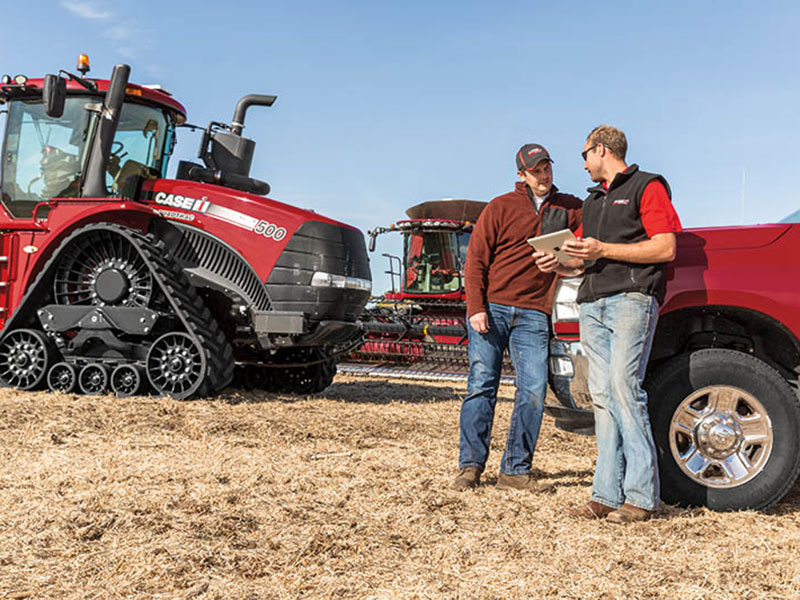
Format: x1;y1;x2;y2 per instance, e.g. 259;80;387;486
452;483;478;491
496;483;538;492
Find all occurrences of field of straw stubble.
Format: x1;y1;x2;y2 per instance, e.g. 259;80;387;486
2;374;800;599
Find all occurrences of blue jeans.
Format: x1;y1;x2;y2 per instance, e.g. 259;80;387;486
580;292;660;511
458;302;549;475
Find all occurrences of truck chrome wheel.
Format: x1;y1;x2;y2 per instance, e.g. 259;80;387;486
669;385;773;488
146;332;206;399
0;329;54;390
648;349;800;511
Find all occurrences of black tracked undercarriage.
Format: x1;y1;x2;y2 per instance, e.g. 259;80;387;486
0;223;235;398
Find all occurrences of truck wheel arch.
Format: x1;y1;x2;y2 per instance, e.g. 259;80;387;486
651;306;800;384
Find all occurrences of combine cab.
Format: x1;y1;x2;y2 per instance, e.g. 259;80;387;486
0;57;370;398
351;199;487;375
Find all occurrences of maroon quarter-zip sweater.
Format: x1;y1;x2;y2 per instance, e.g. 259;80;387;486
465;182;582;317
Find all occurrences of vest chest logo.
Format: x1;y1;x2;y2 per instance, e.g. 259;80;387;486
612;198;630;205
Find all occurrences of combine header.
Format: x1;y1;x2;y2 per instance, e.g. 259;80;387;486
0;56;370;398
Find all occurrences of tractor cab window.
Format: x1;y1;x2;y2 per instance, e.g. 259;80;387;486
1;98;91;218
107;103;170;195
404;231;464;294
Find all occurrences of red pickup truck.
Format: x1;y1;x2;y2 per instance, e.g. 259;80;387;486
548;212;800;511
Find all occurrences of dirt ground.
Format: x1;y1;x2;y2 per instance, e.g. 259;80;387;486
1;374;800;599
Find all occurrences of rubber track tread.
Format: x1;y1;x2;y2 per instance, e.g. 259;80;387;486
0;223;234;398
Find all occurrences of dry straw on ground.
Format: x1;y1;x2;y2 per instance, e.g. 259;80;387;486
1;375;800;599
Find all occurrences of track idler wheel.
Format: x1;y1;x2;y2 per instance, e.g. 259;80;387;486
146;332;206;399
110;364;146;397
0;329;55;390
79;364;109;394
48;362;77;392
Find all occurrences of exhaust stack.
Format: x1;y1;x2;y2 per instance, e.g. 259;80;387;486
82;64;130;198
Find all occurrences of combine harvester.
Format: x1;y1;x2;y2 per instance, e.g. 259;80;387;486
344;199;523;383
345;199;485;380
345;198;590;431
0;55;371;398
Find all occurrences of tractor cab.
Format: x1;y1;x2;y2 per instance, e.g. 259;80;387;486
0;57;186;221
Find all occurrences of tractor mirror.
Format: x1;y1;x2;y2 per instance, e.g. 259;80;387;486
43;75;66;118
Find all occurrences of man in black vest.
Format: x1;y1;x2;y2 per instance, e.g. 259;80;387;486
535;125;681;523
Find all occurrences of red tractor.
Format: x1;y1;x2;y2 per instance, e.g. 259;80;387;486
0;58;371;398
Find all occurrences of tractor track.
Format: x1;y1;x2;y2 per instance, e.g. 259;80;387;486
0;223;234;398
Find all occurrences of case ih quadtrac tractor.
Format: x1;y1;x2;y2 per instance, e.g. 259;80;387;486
0;58;371;398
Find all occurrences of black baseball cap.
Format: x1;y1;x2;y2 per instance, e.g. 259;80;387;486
516;143;553;171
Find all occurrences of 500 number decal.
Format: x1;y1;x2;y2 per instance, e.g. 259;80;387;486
254;220;287;241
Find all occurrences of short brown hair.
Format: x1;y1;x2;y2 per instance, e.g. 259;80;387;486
587;125;627;160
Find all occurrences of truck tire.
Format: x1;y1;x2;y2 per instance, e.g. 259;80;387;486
646;348;800;511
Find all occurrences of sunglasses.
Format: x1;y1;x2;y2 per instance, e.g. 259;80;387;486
581;144;601;160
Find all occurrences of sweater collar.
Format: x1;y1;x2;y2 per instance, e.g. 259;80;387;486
587;164;639;196
515;181;559;203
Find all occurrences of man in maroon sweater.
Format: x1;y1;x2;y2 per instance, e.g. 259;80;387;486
454;144;582;491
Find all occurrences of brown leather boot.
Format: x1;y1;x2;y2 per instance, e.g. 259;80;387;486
452;467;482;491
566;501;615;519
495;472;545;492
606;503;654;524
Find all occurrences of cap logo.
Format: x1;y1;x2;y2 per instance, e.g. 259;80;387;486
528;148;543;156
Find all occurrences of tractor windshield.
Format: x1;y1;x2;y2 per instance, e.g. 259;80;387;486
1;97;172;218
1;97;91;217
404;230;469;294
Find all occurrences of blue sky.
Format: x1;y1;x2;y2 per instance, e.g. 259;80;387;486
5;1;800;293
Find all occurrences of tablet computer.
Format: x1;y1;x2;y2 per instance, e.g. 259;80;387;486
526;228;577;263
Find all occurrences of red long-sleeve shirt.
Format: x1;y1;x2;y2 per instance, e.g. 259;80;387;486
465;182;582;317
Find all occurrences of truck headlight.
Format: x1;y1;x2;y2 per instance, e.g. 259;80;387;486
549;355;575;377
311;271;372;292
553;276;581;322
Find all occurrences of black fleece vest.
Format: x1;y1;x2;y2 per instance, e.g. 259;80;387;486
525;185;573;235
577;165;672;304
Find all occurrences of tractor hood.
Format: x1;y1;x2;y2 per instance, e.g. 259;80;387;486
140;178;367;285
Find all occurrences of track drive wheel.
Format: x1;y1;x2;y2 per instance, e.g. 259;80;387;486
48;362;77;392
0;329;55;390
147;332;206;399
